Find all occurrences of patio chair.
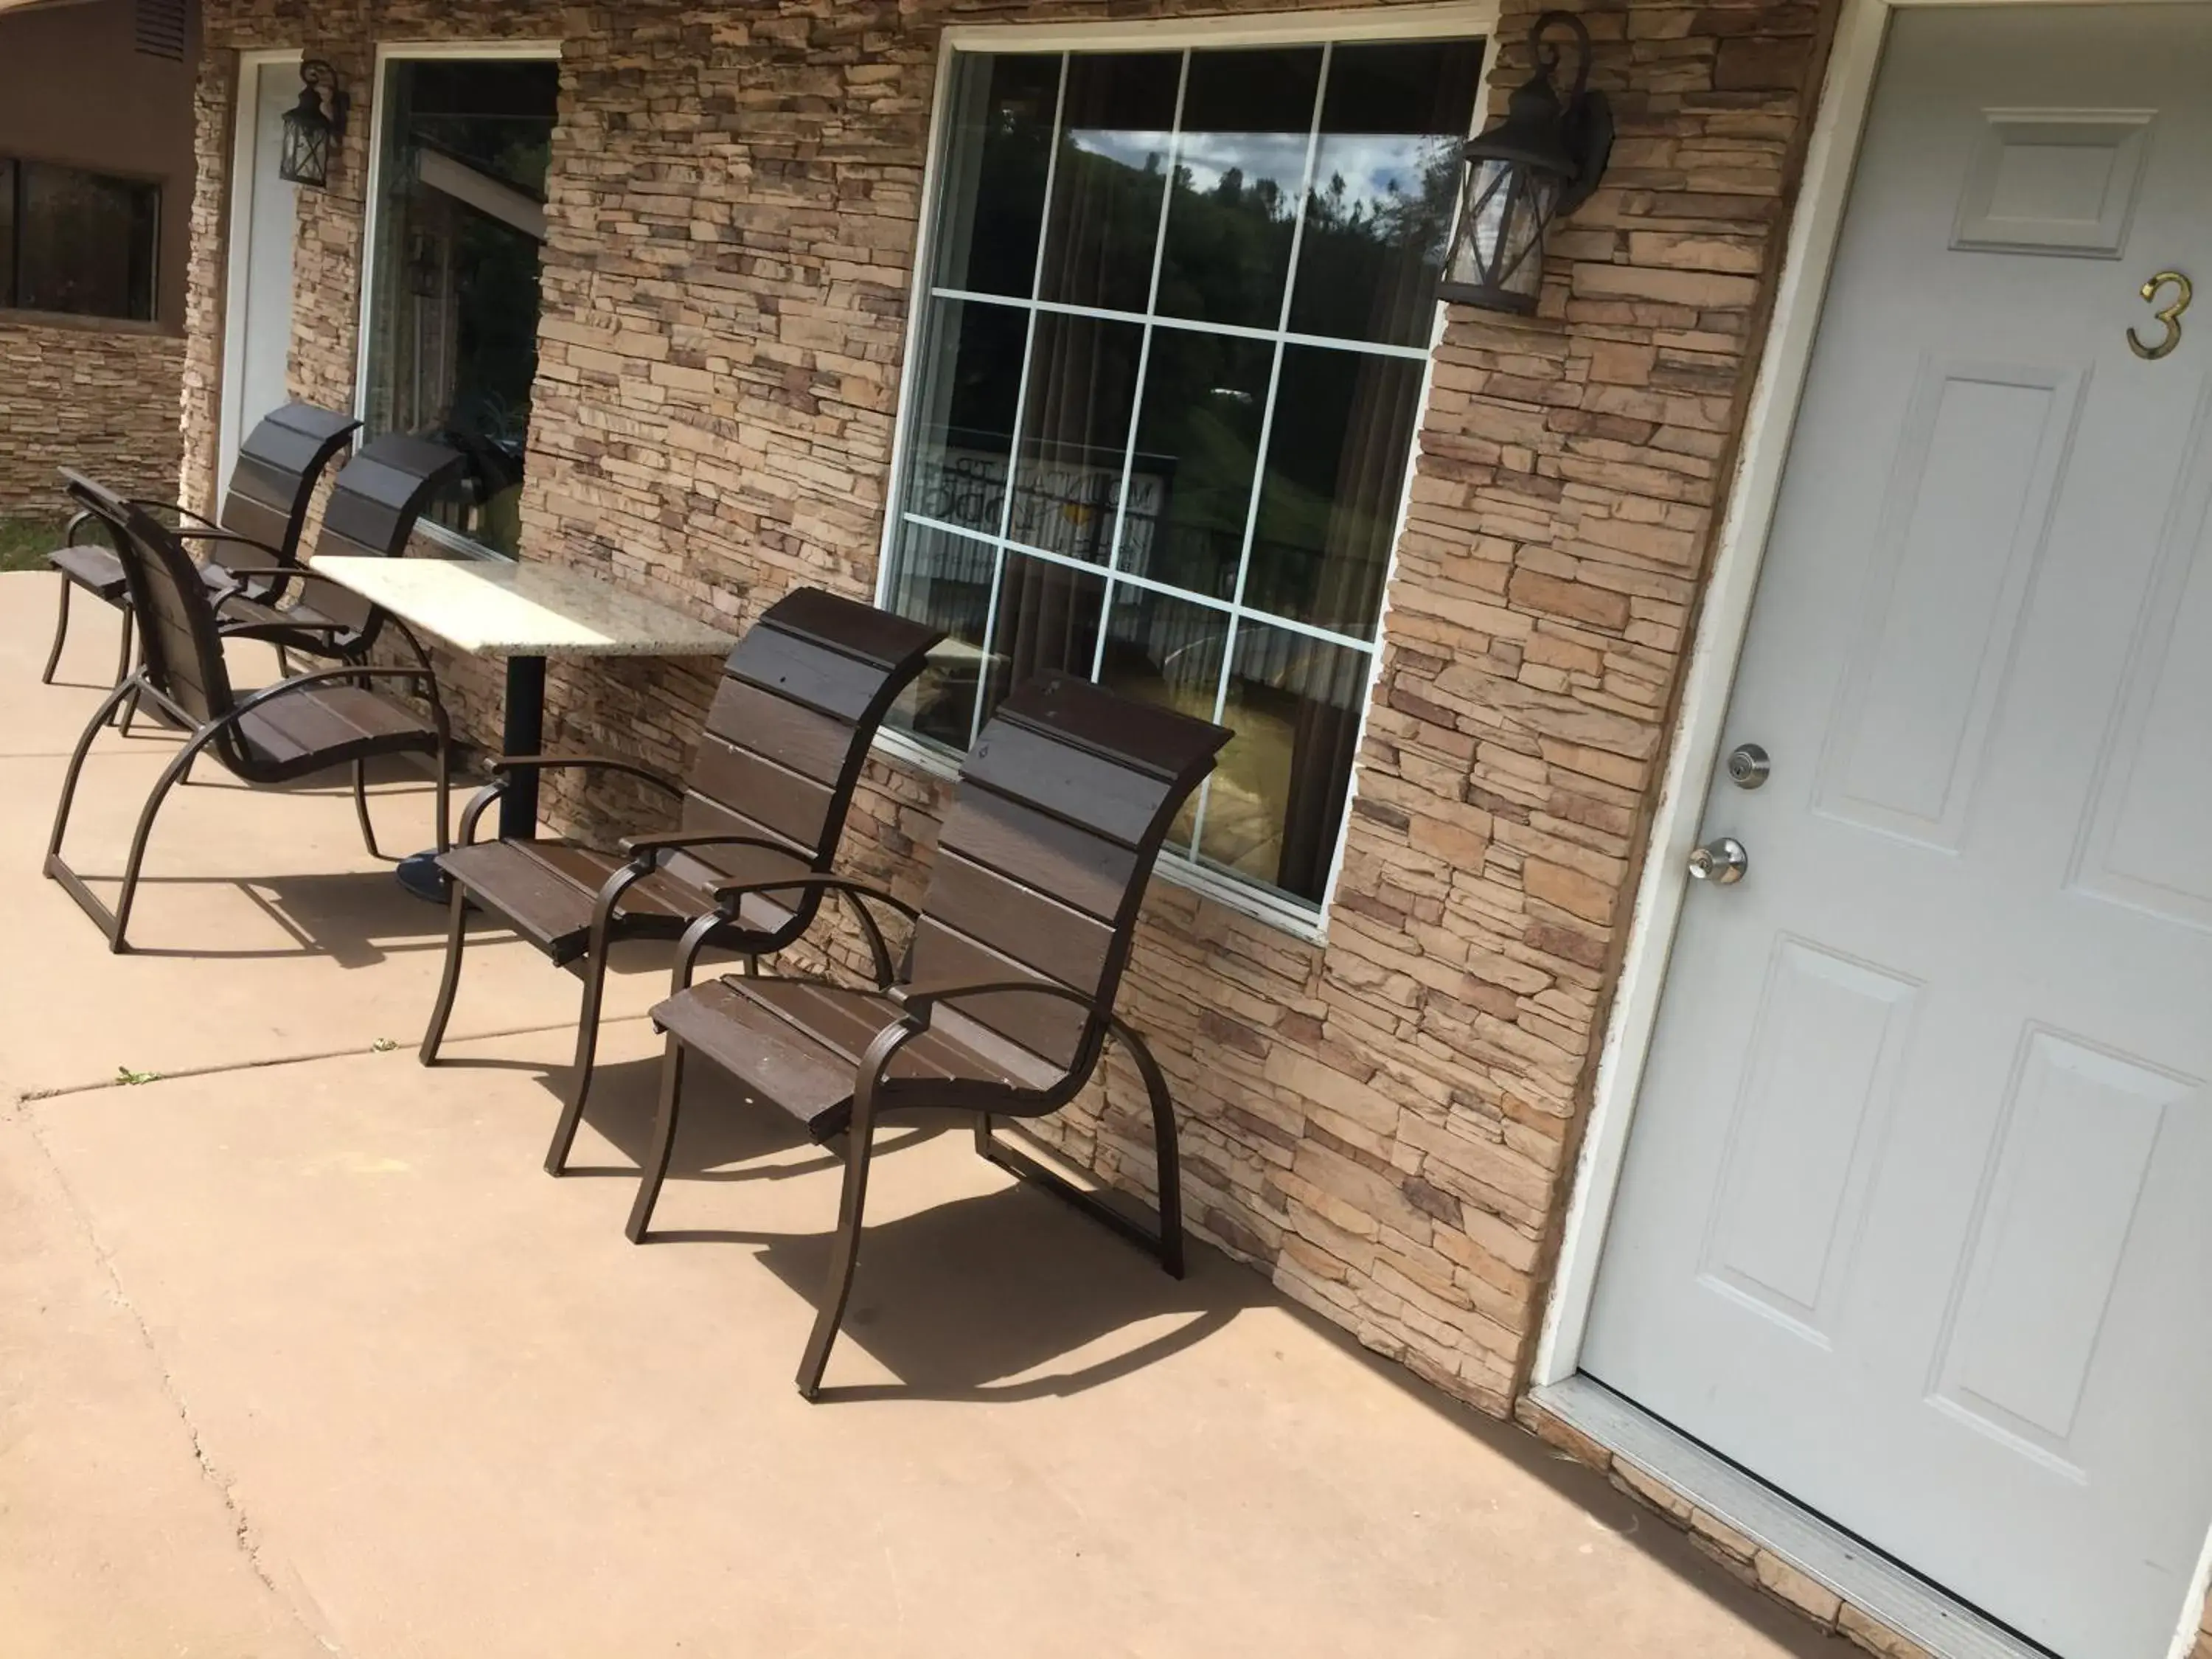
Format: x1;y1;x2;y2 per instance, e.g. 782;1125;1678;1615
417;588;943;1176
39;402;359;691
44;479;453;955
624;672;1229;1399
206;431;470;668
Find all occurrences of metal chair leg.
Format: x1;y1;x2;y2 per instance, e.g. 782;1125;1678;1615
796;1102;878;1401
543;948;612;1175
418;883;470;1065
41;577;71;685
431;734;452;854
113;611;136;734
46;677;138;868
1130;1034;1186;1279
104;728;207;953
625;1034;687;1242
352;760;380;859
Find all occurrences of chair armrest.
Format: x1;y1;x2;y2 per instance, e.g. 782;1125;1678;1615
709;874;922;989
125;495;219;529
181;529;289;560
710;872;917;921
218;619;352;643
229;664;443;720
900;977;1108;1025
621;830;799;858
493;754;684;796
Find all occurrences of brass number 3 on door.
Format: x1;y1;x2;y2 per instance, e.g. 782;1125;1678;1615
2128;270;2191;360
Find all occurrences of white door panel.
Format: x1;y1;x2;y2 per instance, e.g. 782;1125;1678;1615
218;58;299;500
1584;10;2212;1658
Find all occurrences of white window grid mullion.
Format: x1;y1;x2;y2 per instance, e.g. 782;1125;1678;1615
1093;48;1194;684
967;49;1071;749
1191;40;1335;866
928;286;1434;363
900;511;1384;659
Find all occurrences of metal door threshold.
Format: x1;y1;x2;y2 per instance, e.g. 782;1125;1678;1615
1531;1376;2055;1659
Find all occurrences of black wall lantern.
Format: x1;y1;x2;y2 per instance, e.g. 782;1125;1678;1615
277;60;349;189
1441;11;1614;314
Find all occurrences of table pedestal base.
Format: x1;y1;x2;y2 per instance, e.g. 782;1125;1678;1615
397;851;451;904
394;654;546;904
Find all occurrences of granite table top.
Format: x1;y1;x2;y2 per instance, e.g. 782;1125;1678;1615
310;557;739;659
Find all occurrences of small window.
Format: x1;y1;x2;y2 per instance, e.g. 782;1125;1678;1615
883;36;1483;914
361;55;559;556
0;158;161;322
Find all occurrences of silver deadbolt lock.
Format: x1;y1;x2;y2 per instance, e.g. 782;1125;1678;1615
1725;742;1771;790
1688;837;1749;885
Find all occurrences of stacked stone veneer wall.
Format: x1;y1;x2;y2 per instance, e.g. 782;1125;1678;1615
184;0;1837;1427
1;321;185;513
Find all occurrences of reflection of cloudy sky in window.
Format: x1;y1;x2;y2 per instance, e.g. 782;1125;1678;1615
1174;131;1309;198
1309;136;1461;213
1069;129;1458;216
1069;128;1172;170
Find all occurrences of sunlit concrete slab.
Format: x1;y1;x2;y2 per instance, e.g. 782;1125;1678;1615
0;1107;330;1659
6;744;669;1093
18;1020;1844;1659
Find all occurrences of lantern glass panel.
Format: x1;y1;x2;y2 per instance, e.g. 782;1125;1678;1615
279;108;330;187
1442;156;1558;311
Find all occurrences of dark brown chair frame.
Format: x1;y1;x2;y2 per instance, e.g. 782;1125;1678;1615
203;431;470;669
41;403;360;689
44;481;453;954
417;587;942;1176
625;672;1228;1399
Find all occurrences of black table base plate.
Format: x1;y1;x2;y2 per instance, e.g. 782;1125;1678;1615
395;851;451;904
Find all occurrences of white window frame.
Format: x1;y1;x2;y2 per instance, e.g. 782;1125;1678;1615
351;38;561;562
873;1;1501;940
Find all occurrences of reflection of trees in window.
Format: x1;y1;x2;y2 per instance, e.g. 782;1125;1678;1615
883;37;1484;911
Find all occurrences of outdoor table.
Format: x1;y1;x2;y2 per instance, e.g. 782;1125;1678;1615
310;556;740;900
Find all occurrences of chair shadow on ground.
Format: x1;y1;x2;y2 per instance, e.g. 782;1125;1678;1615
38;748;462;966
489;1047;1264;1404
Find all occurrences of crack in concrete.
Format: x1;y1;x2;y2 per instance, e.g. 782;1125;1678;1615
21;1013;653;1102
13;1093;347;1655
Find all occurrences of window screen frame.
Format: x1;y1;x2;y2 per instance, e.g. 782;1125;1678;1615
874;4;1497;938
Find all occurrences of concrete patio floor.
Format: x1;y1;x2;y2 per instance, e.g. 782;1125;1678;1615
0;572;1850;1658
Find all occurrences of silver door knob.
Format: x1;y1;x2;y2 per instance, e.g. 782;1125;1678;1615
1687;837;1748;885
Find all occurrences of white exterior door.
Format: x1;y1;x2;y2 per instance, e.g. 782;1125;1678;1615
217;55;301;501
1582;10;2212;1658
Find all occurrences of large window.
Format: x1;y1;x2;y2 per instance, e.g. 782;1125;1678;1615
0;158;160;321
882;33;1482;917
361;54;558;555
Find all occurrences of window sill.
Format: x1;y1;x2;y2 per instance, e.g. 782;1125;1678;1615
867;725;1332;945
411;515;516;563
0;307;175;339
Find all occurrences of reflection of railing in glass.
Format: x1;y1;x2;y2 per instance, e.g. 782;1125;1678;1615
909;439;1169;567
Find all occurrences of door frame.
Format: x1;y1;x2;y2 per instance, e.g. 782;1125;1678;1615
217;46;303;504
1531;1;2212;1652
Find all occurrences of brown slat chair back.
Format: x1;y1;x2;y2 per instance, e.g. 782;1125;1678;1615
303;433;470;634
220;403;359;559
66;474;240;739
907;673;1231;1074
661;588;944;907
